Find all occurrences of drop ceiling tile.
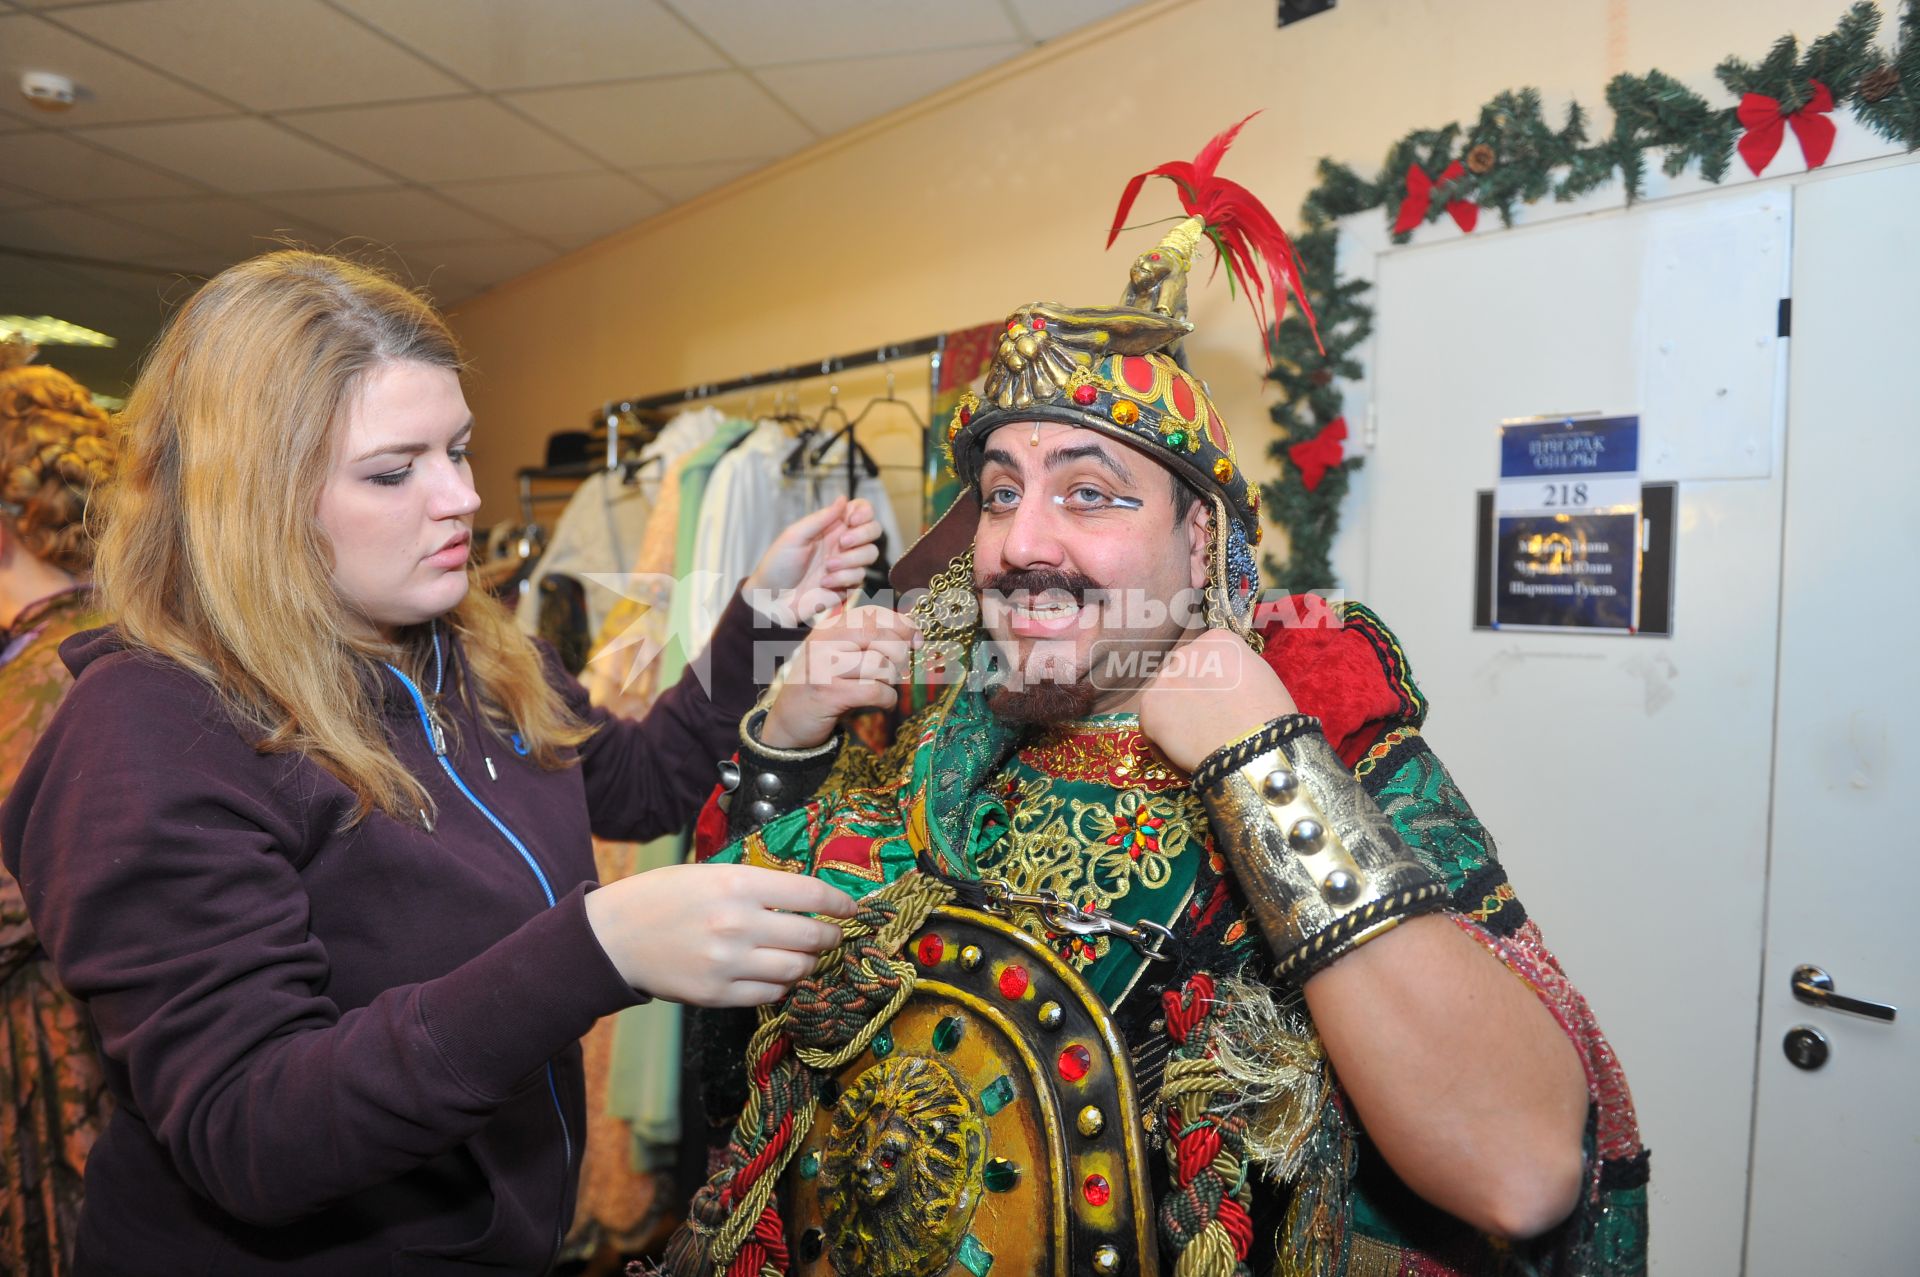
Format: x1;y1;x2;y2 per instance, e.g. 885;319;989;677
628;159;761;202
0;202;198;262
438;171;664;241
0;129;202;200
77;116;390;192
332;0;725;90
1;260;158;337
83;194;336;258
281;97;594;183
758;42;1018;136
56;0;464;112
385;237;557;291
264;186;509;245
1003;0;1145;42
672;0;1019;66
0;11;233;126
508;72;812;168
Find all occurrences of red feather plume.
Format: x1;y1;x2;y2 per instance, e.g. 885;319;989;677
1107;112;1322;354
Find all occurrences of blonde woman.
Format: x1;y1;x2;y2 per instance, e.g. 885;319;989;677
0;254;869;1274
0;340;117;1277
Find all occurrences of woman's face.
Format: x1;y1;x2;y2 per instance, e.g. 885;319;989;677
316;360;480;636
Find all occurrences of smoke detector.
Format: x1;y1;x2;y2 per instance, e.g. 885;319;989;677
20;70;80;113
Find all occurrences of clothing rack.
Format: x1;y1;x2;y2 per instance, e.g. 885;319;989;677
596;332;950;517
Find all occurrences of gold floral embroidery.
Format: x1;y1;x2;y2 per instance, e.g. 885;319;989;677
977;774;1207;969
1016;719;1188;791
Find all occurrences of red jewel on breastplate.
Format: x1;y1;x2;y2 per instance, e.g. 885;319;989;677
1083;1173;1111;1206
998;965;1030;999
916;934;945;966
1058;1043;1092;1082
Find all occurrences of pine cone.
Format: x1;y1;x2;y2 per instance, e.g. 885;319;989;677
1861;66;1899;104
1467;143;1498;175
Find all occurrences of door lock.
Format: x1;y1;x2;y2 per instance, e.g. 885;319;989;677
1782;1025;1830;1071
1791;965;1898;1022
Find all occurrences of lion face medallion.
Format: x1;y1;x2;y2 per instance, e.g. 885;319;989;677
817;1055;985;1277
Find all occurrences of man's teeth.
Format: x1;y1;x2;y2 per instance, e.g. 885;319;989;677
1016;598;1080;618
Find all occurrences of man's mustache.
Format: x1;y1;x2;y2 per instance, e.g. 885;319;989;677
977;568;1103;605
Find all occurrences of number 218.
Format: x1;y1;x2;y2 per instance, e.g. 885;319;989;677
1542;482;1589;507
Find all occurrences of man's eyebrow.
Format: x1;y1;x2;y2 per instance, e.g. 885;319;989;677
1044;442;1134;484
351;418;473;464
979;439;1135;485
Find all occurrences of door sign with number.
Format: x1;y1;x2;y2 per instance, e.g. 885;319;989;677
1492;415;1642;632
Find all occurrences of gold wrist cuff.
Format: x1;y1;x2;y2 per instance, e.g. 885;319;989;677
1197;724;1445;982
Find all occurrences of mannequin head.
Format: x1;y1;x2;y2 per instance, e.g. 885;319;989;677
0;348;116;626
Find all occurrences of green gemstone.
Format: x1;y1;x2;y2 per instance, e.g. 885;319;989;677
983;1157;1020;1193
871;1027;893;1059
931;1015;964;1053
1165;430;1188;449
979;1074;1015;1116
955;1233;994;1277
798;1150;819;1180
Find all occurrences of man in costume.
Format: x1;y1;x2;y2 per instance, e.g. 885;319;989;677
666;123;1648;1277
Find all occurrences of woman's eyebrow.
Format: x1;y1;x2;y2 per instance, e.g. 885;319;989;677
351;419;473;464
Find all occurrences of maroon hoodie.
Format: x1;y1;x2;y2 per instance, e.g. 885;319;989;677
0;591;790;1275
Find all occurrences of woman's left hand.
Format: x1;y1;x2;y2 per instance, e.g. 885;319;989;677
742;495;884;625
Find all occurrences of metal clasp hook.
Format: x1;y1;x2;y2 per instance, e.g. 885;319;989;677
981;884;1174;962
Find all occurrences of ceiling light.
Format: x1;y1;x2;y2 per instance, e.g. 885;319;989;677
0;316;117;347
19;71;79;113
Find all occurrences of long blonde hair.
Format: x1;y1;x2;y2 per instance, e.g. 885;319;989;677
95;251;590;825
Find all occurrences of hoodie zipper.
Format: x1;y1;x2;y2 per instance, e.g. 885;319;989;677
383;642;574;1269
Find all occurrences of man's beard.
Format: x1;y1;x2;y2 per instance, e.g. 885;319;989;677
977;566;1105;725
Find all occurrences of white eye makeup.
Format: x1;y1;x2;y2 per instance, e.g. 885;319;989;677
1053;492;1143;510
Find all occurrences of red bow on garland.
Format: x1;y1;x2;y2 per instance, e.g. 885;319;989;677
1288;416;1348;491
1737;79;1836;176
1392;161;1478;236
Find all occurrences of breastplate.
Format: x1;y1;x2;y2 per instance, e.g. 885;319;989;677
784;904;1159;1277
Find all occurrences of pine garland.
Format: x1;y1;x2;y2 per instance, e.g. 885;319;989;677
1262;0;1919;591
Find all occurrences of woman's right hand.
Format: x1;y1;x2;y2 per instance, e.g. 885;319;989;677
585;863;856;1006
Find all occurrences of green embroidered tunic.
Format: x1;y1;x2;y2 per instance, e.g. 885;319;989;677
704;603;1648;1276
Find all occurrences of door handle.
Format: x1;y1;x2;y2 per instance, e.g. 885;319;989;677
1791;964;1898;1022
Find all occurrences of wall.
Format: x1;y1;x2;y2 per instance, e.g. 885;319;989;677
450;0;1861;534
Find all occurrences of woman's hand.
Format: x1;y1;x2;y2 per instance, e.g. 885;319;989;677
585;863;855;1006
743;496;884;626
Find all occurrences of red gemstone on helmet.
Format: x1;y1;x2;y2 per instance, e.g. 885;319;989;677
998;965;1030;999
959;406;973;426
1171;376;1196;419
1007;319;1020;332
1121;357;1156;395
1083;1174;1111;1206
1072;384;1098;406
916;934;945;966
1032;317;1046;331
1058;1043;1092;1082
1149;252;1161;261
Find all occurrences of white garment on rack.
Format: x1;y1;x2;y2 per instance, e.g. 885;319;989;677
684;419;905;644
514;406;725;637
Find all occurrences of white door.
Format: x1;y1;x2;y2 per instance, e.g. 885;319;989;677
1359;190;1794;1274
1742;160;1920;1277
